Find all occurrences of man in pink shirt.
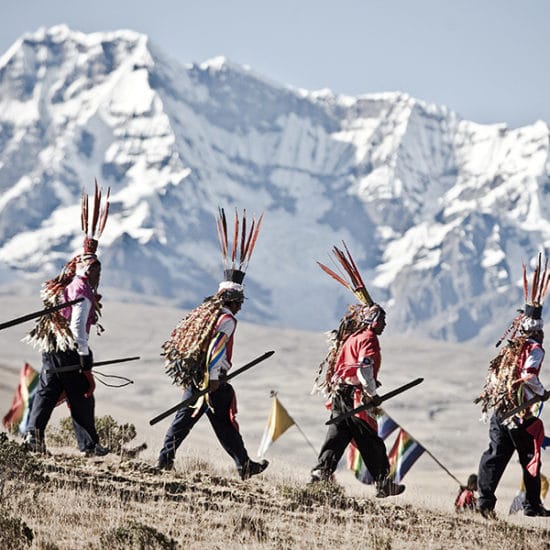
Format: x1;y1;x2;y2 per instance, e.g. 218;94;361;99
23;185;110;457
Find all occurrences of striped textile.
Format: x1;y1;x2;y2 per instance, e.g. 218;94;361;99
2;363;39;435
387;428;425;483
347;411;399;484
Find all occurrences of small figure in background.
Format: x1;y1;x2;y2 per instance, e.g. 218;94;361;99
455;473;478;512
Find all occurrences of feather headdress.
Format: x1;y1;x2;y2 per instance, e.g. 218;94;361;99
313;242;383;396
23;181;110;352
163;207;265;388
317;242;374;306
81;179;110;255
215;207;264;293
520;253;549;327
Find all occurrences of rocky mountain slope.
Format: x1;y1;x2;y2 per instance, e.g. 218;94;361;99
1;25;549;343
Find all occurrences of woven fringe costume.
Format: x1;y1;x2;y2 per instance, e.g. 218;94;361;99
23;182;109;353
23;181;111;456
158;208;269;480
477;254;550;517
310;243;404;498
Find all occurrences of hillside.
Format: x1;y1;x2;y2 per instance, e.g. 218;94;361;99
1;436;549;549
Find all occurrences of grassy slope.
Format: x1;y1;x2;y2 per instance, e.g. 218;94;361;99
1;443;549;550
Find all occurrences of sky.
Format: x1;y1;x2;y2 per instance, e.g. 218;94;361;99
1;0;549;129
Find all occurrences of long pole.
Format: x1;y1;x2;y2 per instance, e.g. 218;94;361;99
416;441;463;486
45;356;141;374
0;298;84;331
326;378;423;425
149;350;275;425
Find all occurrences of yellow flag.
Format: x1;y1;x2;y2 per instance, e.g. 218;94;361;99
257;397;295;456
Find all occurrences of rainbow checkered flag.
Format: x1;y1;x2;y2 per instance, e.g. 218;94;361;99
387;428;426;483
347;411;399;484
2;363;39;435
348;411;461;487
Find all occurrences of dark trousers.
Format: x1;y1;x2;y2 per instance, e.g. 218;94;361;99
313;387;390;480
478;414;542;513
158;383;249;469
26;350;98;450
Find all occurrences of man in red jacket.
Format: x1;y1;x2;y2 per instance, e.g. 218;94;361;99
310;303;405;498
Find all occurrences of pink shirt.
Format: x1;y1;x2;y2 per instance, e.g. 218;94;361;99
62;276;97;354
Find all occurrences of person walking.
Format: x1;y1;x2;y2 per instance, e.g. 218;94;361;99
23;183;110;457
476;255;550;518
157;208;268;480
310;243;405;498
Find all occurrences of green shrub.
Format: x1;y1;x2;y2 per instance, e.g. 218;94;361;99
46;415;137;452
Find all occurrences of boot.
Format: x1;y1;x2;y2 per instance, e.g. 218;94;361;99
309;468;334;484
479;507;498;520
81;443;110;457
524;506;550;517
156;457;174;471
239;458;269;480
23;432;47;454
375;477;405;498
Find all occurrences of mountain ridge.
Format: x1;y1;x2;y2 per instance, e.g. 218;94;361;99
0;25;549;343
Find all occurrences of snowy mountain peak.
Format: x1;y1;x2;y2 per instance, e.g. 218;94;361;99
200;55;237;72
0;26;549;345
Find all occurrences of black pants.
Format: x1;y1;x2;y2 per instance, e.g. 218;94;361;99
158;383;249;469
26;349;98;450
478;414;543;513
313;386;390;480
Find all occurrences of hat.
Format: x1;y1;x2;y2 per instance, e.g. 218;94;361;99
520;253;548;333
317;241;376;307
80;179;109;255
362;303;386;326
215;207;264;301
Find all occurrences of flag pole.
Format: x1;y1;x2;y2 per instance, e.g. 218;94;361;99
420;445;463;487
272;392;318;458
292;421;318;458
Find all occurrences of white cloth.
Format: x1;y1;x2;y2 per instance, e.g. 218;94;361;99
521;341;545;397
357;357;378;397
217;281;244;293
69;296;92;355
209;308;236;381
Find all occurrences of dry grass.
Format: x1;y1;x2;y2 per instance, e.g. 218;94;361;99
1;428;549;550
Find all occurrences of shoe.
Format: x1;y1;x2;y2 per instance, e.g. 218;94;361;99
239;459;268;480
524;507;550;517
156;458;174;471
375;478;406;498
479;508;498;520
23;432;47;454
308;468;333;484
82;444;109;457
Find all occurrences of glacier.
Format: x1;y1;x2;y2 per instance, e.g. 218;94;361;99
0;25;549;344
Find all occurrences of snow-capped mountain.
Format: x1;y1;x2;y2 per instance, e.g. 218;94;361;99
0;25;549;344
